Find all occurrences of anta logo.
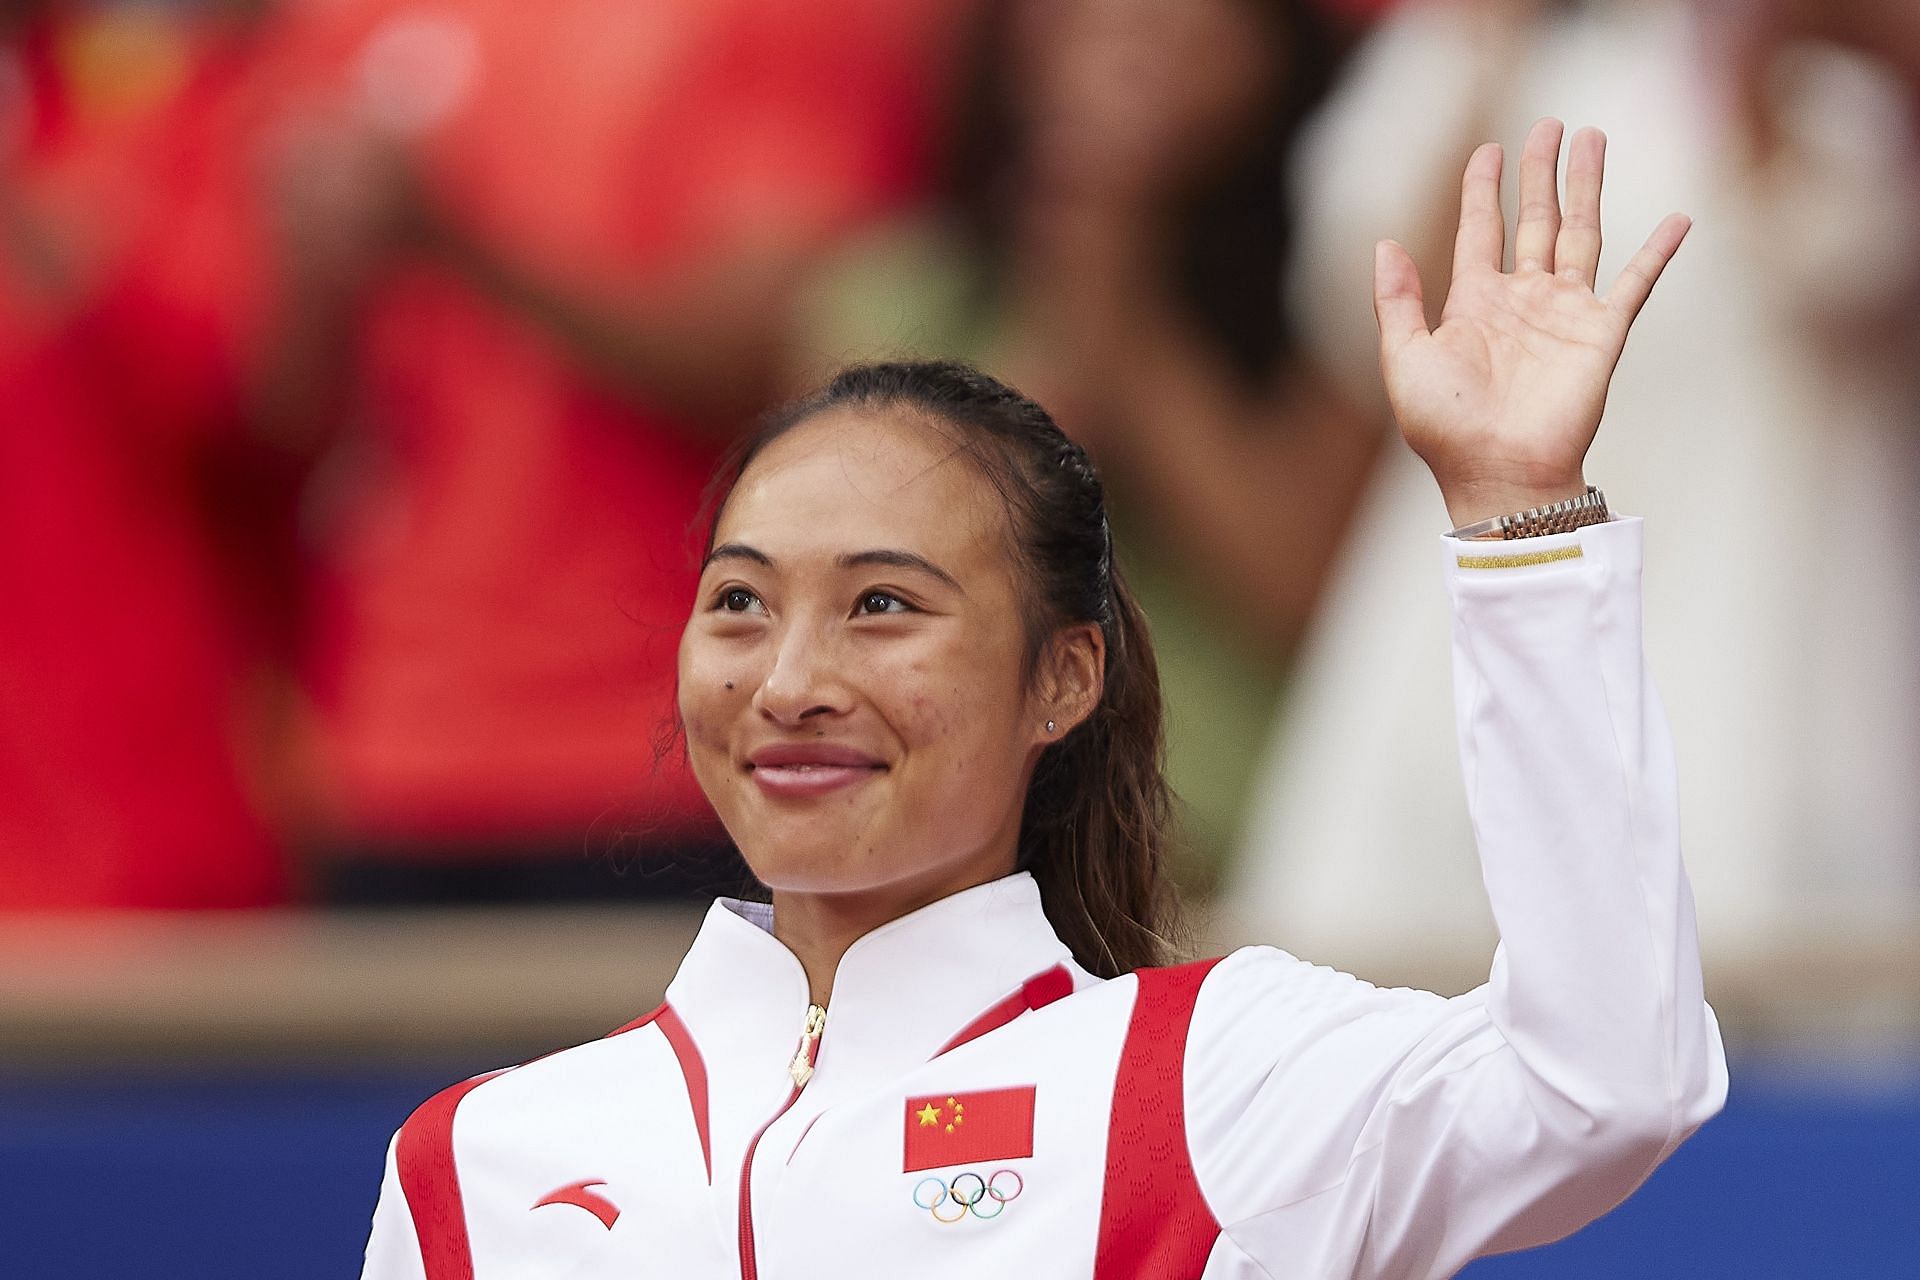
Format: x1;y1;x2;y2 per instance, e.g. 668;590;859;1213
912;1168;1024;1223
532;1179;621;1229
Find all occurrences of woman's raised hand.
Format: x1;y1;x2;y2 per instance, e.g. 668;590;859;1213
1372;119;1691;528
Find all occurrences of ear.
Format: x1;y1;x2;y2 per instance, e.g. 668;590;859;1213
1032;621;1105;745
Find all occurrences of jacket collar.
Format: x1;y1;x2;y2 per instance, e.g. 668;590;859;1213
664;871;1079;1090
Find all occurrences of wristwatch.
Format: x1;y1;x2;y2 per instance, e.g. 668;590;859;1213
1448;485;1610;540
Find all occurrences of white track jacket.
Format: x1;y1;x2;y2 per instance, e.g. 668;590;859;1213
360;518;1727;1279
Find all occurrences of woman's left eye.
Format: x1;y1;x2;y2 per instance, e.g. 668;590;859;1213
856;591;912;615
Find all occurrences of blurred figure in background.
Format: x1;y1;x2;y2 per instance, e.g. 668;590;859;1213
259;0;965;901
1227;0;1920;981
802;0;1379;878
0;0;298;908
977;0;1378;649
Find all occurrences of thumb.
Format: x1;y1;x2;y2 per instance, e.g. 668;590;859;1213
1372;239;1429;360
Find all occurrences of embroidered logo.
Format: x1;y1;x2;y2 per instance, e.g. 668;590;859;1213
902;1086;1036;1172
532;1179;621;1229
912;1168;1023;1223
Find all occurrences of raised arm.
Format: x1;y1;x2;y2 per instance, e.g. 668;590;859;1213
1179;120;1727;1278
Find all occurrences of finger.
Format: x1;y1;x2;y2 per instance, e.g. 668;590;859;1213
1450;142;1505;282
1555;126;1605;287
1512;118;1565;272
1373;238;1430;359
1603;212;1691;321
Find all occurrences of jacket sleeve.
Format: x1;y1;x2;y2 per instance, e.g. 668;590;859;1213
361;1131;427;1280
1183;517;1728;1278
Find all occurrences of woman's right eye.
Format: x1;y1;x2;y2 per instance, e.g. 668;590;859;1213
717;587;763;614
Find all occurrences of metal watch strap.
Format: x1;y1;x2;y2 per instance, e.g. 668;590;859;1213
1447;485;1610;540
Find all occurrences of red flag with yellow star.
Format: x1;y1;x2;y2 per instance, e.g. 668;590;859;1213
902;1086;1036;1172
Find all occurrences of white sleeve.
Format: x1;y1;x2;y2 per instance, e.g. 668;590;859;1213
360;1131;427;1280
1185;517;1728;1278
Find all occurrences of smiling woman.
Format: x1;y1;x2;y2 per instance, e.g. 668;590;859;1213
679;363;1171;998
359;125;1726;1280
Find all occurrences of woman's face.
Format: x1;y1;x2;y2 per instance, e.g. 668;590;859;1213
1015;0;1284;202
677;409;1093;907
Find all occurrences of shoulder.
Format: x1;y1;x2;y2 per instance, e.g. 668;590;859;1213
393;1004;687;1170
1193;946;1447;1022
380;1005;718;1272
1099;950;1450;1078
1180;947;1471;1126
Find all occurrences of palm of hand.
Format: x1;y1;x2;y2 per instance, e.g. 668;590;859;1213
1391;265;1620;482
1373;121;1691;526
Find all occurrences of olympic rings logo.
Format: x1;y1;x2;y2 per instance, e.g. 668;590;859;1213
910;1169;1024;1223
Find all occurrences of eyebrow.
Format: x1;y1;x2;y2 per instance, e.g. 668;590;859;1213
839;549;964;593
702;543;964;594
704;542;774;570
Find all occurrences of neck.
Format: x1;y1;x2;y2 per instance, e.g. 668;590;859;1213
769;861;1018;1007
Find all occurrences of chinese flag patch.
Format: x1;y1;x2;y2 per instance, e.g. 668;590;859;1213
902;1086;1036;1172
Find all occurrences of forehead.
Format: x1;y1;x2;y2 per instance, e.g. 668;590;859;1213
713;407;1011;566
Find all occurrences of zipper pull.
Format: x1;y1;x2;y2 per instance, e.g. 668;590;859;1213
787;1003;827;1088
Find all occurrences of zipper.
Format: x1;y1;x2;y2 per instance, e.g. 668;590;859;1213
738;1002;826;1280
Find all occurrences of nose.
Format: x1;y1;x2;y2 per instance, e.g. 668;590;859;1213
753;617;852;726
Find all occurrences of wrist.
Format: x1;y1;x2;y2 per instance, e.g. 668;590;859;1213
1440;475;1590;532
1447;483;1610;541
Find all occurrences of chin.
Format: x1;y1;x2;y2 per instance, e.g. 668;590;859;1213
735;837;899;896
731;812;973;900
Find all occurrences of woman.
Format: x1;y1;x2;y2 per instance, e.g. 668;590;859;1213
360;122;1726;1279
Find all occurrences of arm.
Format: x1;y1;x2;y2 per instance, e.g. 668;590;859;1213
1186;517;1726;1276
246;122;800;441
1008;208;1387;657
421;218;805;430
1183;120;1727;1275
245;118;410;458
1064;303;1387;658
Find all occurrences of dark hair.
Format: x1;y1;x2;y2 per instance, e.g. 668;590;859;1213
703;360;1176;977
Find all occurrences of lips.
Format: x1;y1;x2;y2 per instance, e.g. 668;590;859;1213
746;743;886;798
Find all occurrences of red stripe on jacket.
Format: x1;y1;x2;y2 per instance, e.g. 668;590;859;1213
933;963;1076;1057
1094;958;1224;1278
396;1072;499;1280
611;1002;712;1182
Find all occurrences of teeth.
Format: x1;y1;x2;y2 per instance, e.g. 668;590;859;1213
758;761;875;773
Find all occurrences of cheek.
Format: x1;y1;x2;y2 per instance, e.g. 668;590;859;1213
676;630;749;753
899;675;956;744
885;645;1028;773
878;648;965;743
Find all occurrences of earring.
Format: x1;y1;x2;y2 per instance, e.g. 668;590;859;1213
1045;719;1056;733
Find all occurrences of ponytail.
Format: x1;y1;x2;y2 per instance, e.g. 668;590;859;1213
1019;566;1173;975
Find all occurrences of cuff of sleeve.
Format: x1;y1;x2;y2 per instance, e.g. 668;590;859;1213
1442;515;1642;585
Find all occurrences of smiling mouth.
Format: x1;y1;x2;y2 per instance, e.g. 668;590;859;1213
749;761;886;798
